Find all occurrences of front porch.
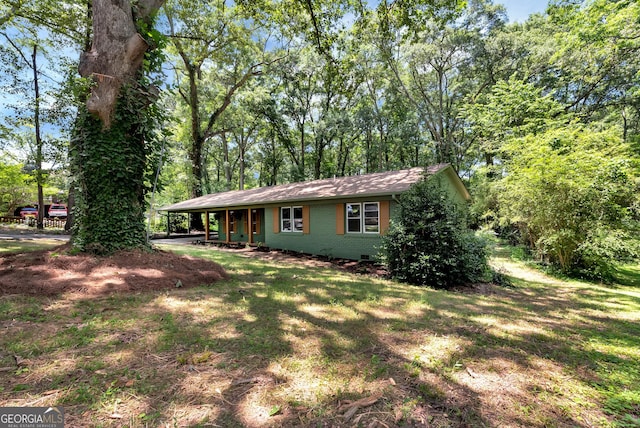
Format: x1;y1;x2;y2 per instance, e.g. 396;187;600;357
203;207;266;246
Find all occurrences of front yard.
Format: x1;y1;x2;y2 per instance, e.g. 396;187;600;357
0;242;638;427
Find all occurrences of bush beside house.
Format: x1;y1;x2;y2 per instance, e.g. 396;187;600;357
380;177;488;289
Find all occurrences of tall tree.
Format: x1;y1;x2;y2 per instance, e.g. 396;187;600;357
379;0;507;169
70;0;167;253
163;0;272;228
547;0;640;140
0;6;74;228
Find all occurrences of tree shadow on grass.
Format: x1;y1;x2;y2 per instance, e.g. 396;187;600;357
196;266;490;427
2;246;638;426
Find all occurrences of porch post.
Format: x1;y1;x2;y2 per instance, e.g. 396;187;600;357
248;209;253;244
205;211;210;241
225;209;230;244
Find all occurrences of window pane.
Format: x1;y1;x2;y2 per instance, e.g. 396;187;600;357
364;202;378;213
364;222;378;233
229;211;236;233
347;203;360;218
346;203;361;232
281;207;291;232
364;203;379;233
293;206;303;232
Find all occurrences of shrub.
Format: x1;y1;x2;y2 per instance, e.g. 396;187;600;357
573;229;640;282
379;177;488;288
497;125;640;281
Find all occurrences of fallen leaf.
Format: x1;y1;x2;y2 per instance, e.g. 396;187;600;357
232;376;272;386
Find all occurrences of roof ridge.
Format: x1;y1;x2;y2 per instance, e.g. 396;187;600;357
159;165;450;212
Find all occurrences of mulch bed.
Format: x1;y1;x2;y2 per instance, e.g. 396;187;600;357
0;244;227;297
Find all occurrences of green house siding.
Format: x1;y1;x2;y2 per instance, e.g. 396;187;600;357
250;209;266;244
440;168;469;208
265;199;398;260
162;165;469;260
230;211;249;243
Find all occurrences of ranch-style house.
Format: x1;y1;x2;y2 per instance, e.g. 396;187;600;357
160;163;470;261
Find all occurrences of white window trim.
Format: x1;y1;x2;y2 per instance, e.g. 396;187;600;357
346;202;380;234
281;206;303;233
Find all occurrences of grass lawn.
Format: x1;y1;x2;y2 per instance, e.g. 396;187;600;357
0;238;67;255
0;225;68;255
1;242;638;427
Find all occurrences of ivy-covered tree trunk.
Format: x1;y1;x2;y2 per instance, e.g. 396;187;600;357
70;89;151;253
70;0;165;253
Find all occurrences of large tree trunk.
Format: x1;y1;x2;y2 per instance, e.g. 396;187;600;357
78;0;163;127
70;0;165;253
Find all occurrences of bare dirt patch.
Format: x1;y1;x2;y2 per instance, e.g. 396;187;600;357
0;244;227;296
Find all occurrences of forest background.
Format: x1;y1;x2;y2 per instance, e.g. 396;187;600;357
0;0;638;280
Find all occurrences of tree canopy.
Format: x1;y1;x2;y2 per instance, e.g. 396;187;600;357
0;0;638;276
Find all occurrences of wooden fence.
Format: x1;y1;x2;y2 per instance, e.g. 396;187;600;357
0;216;67;229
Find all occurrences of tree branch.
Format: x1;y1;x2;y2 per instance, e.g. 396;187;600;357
202;55;285;140
1;32;31;66
303;0;324;53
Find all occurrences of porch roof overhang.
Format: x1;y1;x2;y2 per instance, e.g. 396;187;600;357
159;164;464;213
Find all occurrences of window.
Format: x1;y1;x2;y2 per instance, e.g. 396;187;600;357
293;207;303;232
281;207;291;232
363;202;380;233
346;202;379;234
281;206;303;232
346;203;361;233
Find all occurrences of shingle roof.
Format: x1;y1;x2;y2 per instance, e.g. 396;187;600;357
159;164;451;212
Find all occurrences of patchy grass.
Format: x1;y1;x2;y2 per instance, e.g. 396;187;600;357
0;237;64;254
0;242;638;427
615;264;640;288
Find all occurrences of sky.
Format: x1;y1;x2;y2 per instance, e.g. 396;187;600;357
499;0;549;23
